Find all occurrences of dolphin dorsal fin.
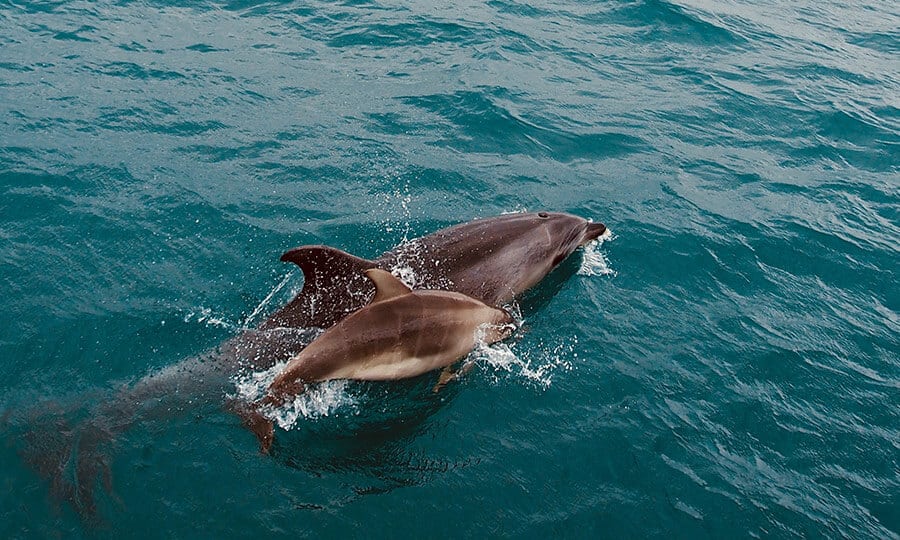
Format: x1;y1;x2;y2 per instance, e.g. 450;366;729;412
365;269;412;303
280;245;373;283
262;246;376;329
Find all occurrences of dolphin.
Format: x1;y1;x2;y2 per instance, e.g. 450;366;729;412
12;211;603;514
239;269;515;453
259;211;606;336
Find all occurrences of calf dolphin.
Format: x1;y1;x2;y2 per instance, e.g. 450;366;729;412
240;269;514;452
260;211;606;334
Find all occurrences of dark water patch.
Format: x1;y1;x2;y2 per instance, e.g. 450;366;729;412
117;40;147;52
400;167;488;194
793;62;885;90
185;43;225;53
9;110;95;135
223;200;336;233
846;30;900;54
0;0;65;13
95;106;229;137
273;45;317;59
0;168;96;202
163;120;229;137
0;61;35;72
365;112;423;137
176;140;283;162
244;164;390;229
613;0;746;47
240;88;270;102
254;162;344;184
402;89;647;160
0;311;228;391
486;0;552;19
328;19;484;49
0;146;42;170
95;61;187;81
52;24;96;42
818;107;899;150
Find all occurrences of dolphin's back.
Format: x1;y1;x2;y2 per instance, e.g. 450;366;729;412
266;213;601;341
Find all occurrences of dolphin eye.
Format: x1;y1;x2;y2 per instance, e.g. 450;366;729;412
538;212;549;218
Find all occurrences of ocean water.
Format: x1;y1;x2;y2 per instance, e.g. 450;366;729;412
1;0;898;537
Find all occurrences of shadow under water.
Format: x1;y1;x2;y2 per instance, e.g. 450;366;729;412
269;372;476;503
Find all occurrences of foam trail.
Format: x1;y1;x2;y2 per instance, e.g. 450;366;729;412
579;229;615;277
268;381;356;429
183;307;235;330
183;272;299;331
472;336;576;389
232;356;356;430
379;180;415;244
244;271;294;327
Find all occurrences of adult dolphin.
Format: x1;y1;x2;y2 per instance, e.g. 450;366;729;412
258;211;606;336
239;269;515;452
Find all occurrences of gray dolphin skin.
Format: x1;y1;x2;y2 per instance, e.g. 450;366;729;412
259;211;606;338
240;269;515;452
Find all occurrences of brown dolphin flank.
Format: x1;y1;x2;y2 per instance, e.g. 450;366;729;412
241;269;514;453
262;211;605;332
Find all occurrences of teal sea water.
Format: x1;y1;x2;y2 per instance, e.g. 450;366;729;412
1;0;898;537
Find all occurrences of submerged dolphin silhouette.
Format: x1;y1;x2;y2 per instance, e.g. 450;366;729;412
259;211;606;336
239;269;515;452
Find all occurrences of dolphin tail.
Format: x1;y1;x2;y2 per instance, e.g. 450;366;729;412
261;245;377;330
9;399;124;520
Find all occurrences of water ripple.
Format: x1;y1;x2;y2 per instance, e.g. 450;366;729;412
1;0;898;536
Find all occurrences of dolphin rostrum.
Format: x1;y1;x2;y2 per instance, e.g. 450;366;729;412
259;211;606;335
240;269;515;452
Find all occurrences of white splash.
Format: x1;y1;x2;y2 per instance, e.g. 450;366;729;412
243;272;294;327
391;264;420;288
182;273;301;332
579;228;616;277
471;335;577;389
379;183;415;243
232;361;356;430
233;360;288;402
266;380;356;430
183;307;234;329
389;238;425;288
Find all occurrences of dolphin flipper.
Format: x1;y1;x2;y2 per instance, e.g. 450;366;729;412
432;361;476;393
229;399;275;454
244;409;274;454
262;246;377;330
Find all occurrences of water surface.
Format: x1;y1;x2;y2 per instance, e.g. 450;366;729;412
1;0;898;537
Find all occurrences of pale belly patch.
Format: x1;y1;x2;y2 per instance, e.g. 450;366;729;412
326;352;450;381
